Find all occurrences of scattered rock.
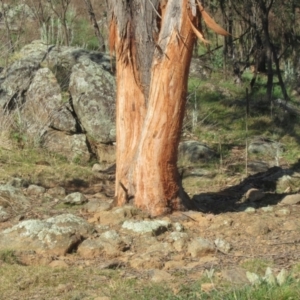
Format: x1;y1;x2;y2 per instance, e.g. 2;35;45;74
0;184;30;211
64;192;88;205
0;214;94;255
122;220;171;236
248;137;284;156
94;206;138;226
244;207;256;213
77;230;128;258
214;238;231;254
279;194;300;205
178;141;216;163
85;199;111;214
244;188;264;202
261;206;274;212
187;237;215;258
27;184;46;196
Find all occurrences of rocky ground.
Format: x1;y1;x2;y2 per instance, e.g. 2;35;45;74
0;156;300;299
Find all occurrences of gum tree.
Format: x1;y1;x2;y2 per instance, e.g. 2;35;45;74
107;0;227;216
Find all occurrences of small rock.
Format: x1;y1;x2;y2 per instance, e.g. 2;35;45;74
244;207;256;213
122;220;171;236
245;188;264;202
27;184;46;196
92;164;103;172
64;192;88;205
96;206;138;225
173;222;184;232
187;237;215;258
279;194;300;205
214;238;231;254
85;199;111;213
261;206;274;212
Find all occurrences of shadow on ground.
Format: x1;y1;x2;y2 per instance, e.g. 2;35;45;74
192;160;300;214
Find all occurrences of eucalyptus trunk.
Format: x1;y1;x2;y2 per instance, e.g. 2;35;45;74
107;0;227;216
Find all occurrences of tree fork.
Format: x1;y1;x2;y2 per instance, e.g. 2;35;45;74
108;0;228;216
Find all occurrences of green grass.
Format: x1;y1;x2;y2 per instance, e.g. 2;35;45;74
186;71;300;166
0;263;299;300
0;147;94;186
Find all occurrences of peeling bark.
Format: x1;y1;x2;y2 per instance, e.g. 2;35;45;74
108;0;226;216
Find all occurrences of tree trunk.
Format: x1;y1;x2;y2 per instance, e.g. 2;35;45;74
108;0;226;216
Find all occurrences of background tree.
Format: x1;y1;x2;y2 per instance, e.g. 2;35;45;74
107;0;228;216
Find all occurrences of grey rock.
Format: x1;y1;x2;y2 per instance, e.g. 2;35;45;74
178;141;215;163
27;184;46;196
85;199;111;213
168;232;189;252
279;194;300;205
69;54;116;144
42;130;90;163
77;230;127;258
122;220;171;236
0;184;30;211
261;206;274;212
214;238;231;254
97;206;138;226
248;137;284;156
64;192;88;205
0;214;94;255
21;68;63;141
187;237;215;258
244;207;256;213
0;56;41;112
50;103;78;133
